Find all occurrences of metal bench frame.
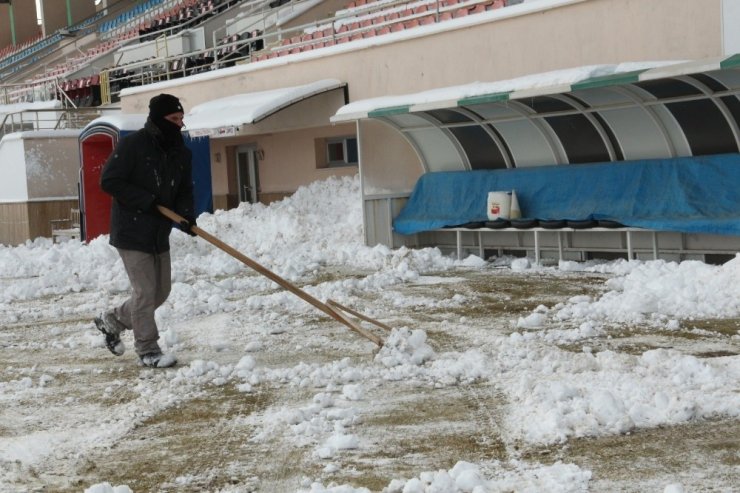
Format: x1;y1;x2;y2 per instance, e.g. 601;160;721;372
439;226;658;262
51;208;81;243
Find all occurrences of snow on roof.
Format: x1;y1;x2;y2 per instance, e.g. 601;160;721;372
184;79;344;136
276;0;324;26
1;129;81;141
0;100;61;118
84;113;147;131
331;61;685;121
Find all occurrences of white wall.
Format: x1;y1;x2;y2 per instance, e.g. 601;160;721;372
722;0;740;55
24;135;81;200
0;135;29;202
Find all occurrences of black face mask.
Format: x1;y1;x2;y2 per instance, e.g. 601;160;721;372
153;116;184;149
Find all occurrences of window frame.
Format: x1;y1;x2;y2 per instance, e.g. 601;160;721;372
325;135;358;167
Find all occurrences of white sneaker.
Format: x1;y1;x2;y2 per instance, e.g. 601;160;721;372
139;352;177;368
94;312;126;356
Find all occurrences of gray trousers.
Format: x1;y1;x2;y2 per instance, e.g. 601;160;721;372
113;248;171;356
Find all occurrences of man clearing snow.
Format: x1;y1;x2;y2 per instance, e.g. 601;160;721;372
95;93;197;368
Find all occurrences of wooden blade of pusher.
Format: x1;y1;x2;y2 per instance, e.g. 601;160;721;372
326;299;393;332
157;206;384;347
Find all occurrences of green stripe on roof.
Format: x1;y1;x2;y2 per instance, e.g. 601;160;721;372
720;54;740;69
458;92;511;106
571;69;646;90
368;105;411;117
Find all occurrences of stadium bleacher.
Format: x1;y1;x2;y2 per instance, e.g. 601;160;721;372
256;0;508;61
1;0;518;107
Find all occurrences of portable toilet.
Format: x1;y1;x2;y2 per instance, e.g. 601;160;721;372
79;115;213;242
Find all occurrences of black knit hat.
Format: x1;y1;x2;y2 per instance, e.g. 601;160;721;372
149;93;184;119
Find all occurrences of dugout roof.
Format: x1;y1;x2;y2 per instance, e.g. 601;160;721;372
332;55;740;170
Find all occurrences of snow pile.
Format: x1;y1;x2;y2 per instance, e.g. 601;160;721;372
0;175;455;324
0;236;126;303
374;328;435;368
385;460;590;493
84;483;132;493
248;388;363;458
172;175;453;282
554;256;740;324
501;345;740;444
509;256;740;345
301;460;591;493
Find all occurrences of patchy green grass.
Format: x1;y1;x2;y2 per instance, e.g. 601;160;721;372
66;385;275;493
522;419;740;489
687;318;740;337
330;386;509;490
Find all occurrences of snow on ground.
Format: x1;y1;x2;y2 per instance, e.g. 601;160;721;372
1;175;739;492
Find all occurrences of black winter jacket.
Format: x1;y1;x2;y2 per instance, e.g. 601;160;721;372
100;120;194;253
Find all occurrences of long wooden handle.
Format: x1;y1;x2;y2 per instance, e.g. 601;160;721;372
157;206;383;346
327;299;393;332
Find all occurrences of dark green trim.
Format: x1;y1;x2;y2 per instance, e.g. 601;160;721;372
8;3;16;45
720;54;740;69
66;0;73;26
368;105;411;117
458;92;510;106
571;69;646;90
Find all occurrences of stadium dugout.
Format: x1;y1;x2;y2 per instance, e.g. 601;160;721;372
331;56;740;263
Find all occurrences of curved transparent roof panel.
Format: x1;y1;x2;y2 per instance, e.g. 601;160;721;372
448;126;507;169
468;102;522;121
705;68;740;90
406;127;465;172
491;119;559;167
425;109;473;124
597;107;673;160
517;96;575;114
635;78;703;99
334;57;740;170
384;113;434;129
566;86;635;107
650;104;693;156
544;113;611;163
665;100;738;155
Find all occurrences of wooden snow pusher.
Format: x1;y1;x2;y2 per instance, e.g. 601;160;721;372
158;206;389;347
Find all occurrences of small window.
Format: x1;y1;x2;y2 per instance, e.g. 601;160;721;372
325;136;358;167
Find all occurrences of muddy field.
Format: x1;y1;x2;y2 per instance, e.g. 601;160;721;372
1;267;738;492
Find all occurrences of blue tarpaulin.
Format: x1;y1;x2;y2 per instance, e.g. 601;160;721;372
393;154;740;236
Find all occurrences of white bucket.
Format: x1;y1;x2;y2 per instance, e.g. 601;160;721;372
487;191;512;220
487;190;521;220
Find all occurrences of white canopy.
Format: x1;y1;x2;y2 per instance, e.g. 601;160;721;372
185;79;345;137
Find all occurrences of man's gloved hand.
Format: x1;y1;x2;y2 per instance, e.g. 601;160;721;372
179;216;197;236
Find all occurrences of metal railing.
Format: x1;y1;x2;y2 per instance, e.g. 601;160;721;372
0;80;59;105
100;0;461;98
0;107;122;140
4;0;507;106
